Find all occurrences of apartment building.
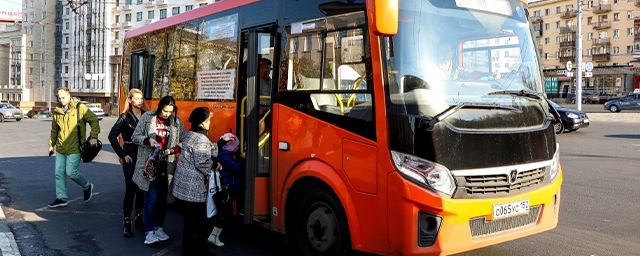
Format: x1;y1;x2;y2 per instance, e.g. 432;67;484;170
21;0;57;102
530;0;640;98
0;22;26;102
57;0;113;113
108;0;223;115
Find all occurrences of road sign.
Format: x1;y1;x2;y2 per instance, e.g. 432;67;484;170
585;72;593;77
567;72;574;77
566;61;573;71
585;62;594;72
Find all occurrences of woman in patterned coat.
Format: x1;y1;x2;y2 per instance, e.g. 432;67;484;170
172;107;219;256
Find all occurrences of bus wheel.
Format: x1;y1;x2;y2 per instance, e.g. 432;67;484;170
297;188;351;256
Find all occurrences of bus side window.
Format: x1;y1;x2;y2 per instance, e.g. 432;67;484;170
130;51;155;100
280;11;375;141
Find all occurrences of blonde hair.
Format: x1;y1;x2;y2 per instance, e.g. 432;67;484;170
122;88;150;113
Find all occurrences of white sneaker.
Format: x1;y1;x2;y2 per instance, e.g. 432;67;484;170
153;227;170;241
207;227;224;247
144;231;159;245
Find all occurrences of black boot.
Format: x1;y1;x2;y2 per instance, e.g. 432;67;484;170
123;217;133;238
135;213;144;231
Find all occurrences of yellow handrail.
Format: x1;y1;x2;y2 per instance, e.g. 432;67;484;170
240;95;271;158
347;75;366;107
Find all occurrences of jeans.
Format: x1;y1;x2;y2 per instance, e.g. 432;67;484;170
123;162;144;218
143;173;167;232
55;153;90;201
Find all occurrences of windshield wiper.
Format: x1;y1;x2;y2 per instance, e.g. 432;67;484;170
423;102;519;128
488;89;543;100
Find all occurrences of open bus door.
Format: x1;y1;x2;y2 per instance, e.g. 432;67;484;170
239;25;278;226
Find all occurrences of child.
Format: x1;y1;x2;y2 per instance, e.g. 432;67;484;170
208;133;245;247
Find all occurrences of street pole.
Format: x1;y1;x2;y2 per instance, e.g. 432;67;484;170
576;0;583;111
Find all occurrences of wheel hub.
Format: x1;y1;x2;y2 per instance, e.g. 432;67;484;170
306;205;339;252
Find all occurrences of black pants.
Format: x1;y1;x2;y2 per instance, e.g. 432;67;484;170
211;198;233;229
180;200;214;254
123;162;144;218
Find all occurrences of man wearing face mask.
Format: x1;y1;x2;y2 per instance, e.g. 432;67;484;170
47;87;100;208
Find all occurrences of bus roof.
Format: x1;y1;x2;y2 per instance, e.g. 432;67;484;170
125;0;259;39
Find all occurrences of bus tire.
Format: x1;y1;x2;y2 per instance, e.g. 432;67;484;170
296;188;351;256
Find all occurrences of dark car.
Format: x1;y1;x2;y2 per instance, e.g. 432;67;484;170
571;92;600;104
34;110;52;119
603;93;640;112
549;101;589;134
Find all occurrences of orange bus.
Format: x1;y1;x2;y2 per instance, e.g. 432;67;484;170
120;0;563;255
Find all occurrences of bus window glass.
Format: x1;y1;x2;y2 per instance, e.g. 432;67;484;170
287;34;323;90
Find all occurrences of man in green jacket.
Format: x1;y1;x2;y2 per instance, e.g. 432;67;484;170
47;87;100;208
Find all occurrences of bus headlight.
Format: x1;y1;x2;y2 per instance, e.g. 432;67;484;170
549;143;560;181
391;150;456;197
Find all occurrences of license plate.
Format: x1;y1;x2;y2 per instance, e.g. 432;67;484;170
584;119;589;123
493;199;529;220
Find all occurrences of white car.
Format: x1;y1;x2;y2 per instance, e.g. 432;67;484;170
80;101;104;120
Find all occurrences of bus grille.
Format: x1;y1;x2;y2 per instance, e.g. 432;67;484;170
462;168;545;198
469;205;541;238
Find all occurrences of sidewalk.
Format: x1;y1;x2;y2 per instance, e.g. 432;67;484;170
0;206;20;256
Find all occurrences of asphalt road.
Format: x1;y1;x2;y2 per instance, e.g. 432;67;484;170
0;109;638;256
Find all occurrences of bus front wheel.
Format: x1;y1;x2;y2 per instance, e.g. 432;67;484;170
297;188;351;256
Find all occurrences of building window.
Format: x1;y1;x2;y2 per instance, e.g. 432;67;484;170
185;5;193;11
614;0;619;3
613;29;619;38
137;12;142;21
545;9;550;15
43;0;46;5
125;13;131;22
628;11;633;19
556;21;560;28
628;28;634;36
614;13;619;21
65;22;69;29
29;67;33;74
115;15;120;23
160;9;167;19
172;7;180;15
556;36;560;44
544;53;549;60
64;81;68;88
137;0;142;4
65;36;69;44
65;66;68;73
555;52;559;59
534;10;540;16
613;47;619;55
148;10;154;19
115;47;119;55
556;6;561;13
544;37;550;44
587;33;593;40
65;51;69;58
29;41;33;47
199;3;207;7
627;45;633;53
42;11;46;19
566;4;573;10
41;39;45;47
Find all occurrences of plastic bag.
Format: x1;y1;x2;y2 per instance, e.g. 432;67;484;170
207;170;220;218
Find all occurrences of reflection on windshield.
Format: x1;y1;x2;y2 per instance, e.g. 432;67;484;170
385;0;543;117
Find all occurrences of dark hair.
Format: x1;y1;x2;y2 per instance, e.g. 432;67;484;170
155;96;177;115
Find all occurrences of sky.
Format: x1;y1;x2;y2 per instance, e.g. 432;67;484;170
5;0;22;12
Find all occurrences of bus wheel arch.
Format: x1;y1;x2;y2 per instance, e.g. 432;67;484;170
284;174;358;256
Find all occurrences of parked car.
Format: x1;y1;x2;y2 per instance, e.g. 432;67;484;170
549;101;589;134
604;93;640;112
571;92;600;104
79;101;104;120
0;103;24;122
34;110;52;119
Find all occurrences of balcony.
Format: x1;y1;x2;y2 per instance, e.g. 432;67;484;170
61;73;70;79
531;16;543;23
560;56;575;63
634;50;640;59
560;25;576;33
112;23;120;29
560;40;575;48
635;32;640;40
636;0;640;7
111;39;121;45
561;10;577;19
62;29;70;34
144;1;155;7
156;0;167;6
144;19;155;25
592;53;611;62
592;4;611;14
111;6;120;13
121;22;132;28
592;37;611;46
533;28;542;37
593;21;611;30
62;14;71;20
119;5;132;11
62;44;70;49
61;59;70;64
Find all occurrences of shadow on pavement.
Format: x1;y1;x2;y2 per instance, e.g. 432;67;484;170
604;134;640;139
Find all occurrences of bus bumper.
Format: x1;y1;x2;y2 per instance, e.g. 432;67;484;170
386;166;563;256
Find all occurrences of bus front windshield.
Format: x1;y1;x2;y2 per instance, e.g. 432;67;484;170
385;0;544;118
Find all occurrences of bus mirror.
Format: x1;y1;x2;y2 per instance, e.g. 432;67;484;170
367;0;398;36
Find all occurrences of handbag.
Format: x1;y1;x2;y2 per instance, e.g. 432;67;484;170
77;103;102;163
207;169;221;218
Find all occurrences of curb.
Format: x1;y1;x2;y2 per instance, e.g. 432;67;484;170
0;205;20;256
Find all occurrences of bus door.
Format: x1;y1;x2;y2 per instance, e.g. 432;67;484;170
239;25;278;225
